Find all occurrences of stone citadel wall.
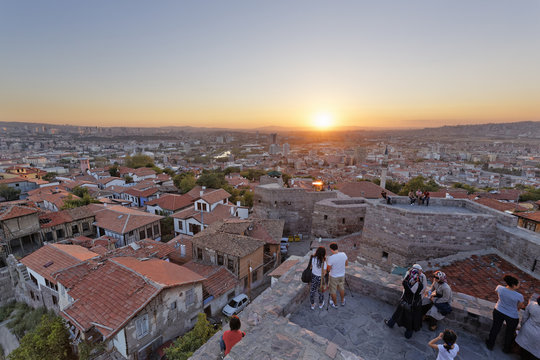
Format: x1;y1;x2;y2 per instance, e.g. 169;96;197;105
311;198;367;238
252;185;336;236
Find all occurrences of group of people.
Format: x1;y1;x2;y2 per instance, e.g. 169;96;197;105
409;189;431;206
309;243;348;310
384;265;539;359
486;274;539;359
384;265;453;338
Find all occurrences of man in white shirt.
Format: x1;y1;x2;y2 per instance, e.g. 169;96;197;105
326;242;348;308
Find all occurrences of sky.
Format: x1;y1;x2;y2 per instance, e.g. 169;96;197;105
1;1;540;130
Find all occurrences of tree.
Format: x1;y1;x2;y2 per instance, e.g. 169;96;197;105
196;171;226;189
162;168;176;176
398;176;440;196
160;217;174;242
174;173;196;194
72;186;89;198
0;185;21;201
125;154;154;168
42;172;57;182
224;167;241;175
164;313;218;360
372;178;403;194
124;175;133;184
109;165;119;177
8;314;73;360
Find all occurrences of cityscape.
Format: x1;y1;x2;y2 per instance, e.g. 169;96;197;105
1;1;540;360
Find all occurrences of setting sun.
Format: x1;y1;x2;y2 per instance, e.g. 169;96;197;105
312;112;334;130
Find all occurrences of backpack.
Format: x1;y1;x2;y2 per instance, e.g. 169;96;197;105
301;256;313;283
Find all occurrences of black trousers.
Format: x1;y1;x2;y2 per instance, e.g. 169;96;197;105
486;308;519;352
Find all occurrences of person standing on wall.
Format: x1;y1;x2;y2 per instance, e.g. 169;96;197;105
485;274;524;353
326;242;348;308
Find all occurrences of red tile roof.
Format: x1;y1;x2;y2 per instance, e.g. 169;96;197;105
425;254;540;303
474;198;528;213
106;239;175;259
183;261;238;298
337;181;396;199
20;244;98;283
59;260;160;338
113;257;204;288
167;235;193;265
0;176;29;184
145;194;193;211
88;204;163;234
123;187;159;198
198;188;231;204
0;204;39;220
517;211;540;222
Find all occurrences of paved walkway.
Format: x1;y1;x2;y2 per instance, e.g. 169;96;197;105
290;291;519;360
391;204;475;214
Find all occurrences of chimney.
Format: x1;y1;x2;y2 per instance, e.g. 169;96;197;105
180;244;186;257
200;190;204;197
236;201;241;207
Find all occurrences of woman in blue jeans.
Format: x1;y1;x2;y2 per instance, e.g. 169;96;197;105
486;275;524;353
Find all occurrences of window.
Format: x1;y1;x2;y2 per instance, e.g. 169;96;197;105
227;258;235;272
45;232;53;241
147;226;153;238
197;248;203;260
382;251;389;261
30;273;38;287
56;229;64;239
135;314;149;339
139;229;146;239
170;301;177;310
342;218;345;224
72;225;79;235
153;224;159;235
52;295;58;305
359;217;364;222
82;222;90;232
217;254;224;265
30;291;35;300
129;230;134;236
185;289;194;306
189;223;201;235
177;221;183;231
324;215;328;220
252;268;257;282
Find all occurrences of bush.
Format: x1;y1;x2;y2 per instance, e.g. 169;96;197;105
7;305;53;339
164;313;218;360
0;302;17;322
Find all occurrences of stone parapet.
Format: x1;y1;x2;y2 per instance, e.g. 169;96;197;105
312;198;367;238
496;225;540;276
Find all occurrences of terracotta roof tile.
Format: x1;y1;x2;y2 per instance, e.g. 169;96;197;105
192;232;264;258
0;204;39;220
474;198;528;213
183;261;238;298
425;254;540;303
88;204;162;234
517;211;540;222
20;244;98;283
113;257;204;287
337;181;396;199
145;194;193;211
199;188;231;204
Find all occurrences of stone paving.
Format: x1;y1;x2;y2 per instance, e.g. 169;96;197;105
290;291;519;360
391;204;476;214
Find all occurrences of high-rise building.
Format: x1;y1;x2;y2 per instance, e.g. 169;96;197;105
282;143;290;156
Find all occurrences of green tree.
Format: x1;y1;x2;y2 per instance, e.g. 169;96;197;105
72;186;89;198
452;182;480;194
164;313;218;360
124;175;134;184
160;217;174;242
224;167;241;175
196;171;226;189
519;187;540;202
239;169;267;181
163;168;176;176
109;165;119;177
372;179;403;194
8;314;73;360
125;154;154;168
0;185;21;201
42;172;57;182
398;176;440;196
174;173;196;194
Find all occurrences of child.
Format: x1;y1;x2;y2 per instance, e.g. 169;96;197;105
428;329;459;360
220;315;246;356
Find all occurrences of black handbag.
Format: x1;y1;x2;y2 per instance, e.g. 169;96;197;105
301;257;313;283
399;300;412;312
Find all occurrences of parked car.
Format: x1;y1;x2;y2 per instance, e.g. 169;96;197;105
280;238;289;254
222;294;249;317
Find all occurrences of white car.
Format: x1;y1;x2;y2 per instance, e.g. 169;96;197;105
222;294;249;317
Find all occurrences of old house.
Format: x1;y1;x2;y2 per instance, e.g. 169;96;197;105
57;256;204;360
517;211;540;233
145;193;193;216
39;206;95;242
0;204;42;262
16;244;99;312
122;185;159;207
88;204;163;246
0;176;38;199
191;230;265;290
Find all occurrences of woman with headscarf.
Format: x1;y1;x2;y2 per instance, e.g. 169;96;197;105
384;267;424;338
423;271;453;331
515;295;540;360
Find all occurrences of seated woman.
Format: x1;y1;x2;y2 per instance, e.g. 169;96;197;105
220;315;246;356
422;271;453;331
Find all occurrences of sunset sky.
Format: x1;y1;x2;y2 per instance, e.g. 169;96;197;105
1;1;539;129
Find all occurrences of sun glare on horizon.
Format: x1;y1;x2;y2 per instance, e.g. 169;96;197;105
312;112;335;130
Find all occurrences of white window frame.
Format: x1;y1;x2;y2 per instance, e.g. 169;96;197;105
135;314;149;339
